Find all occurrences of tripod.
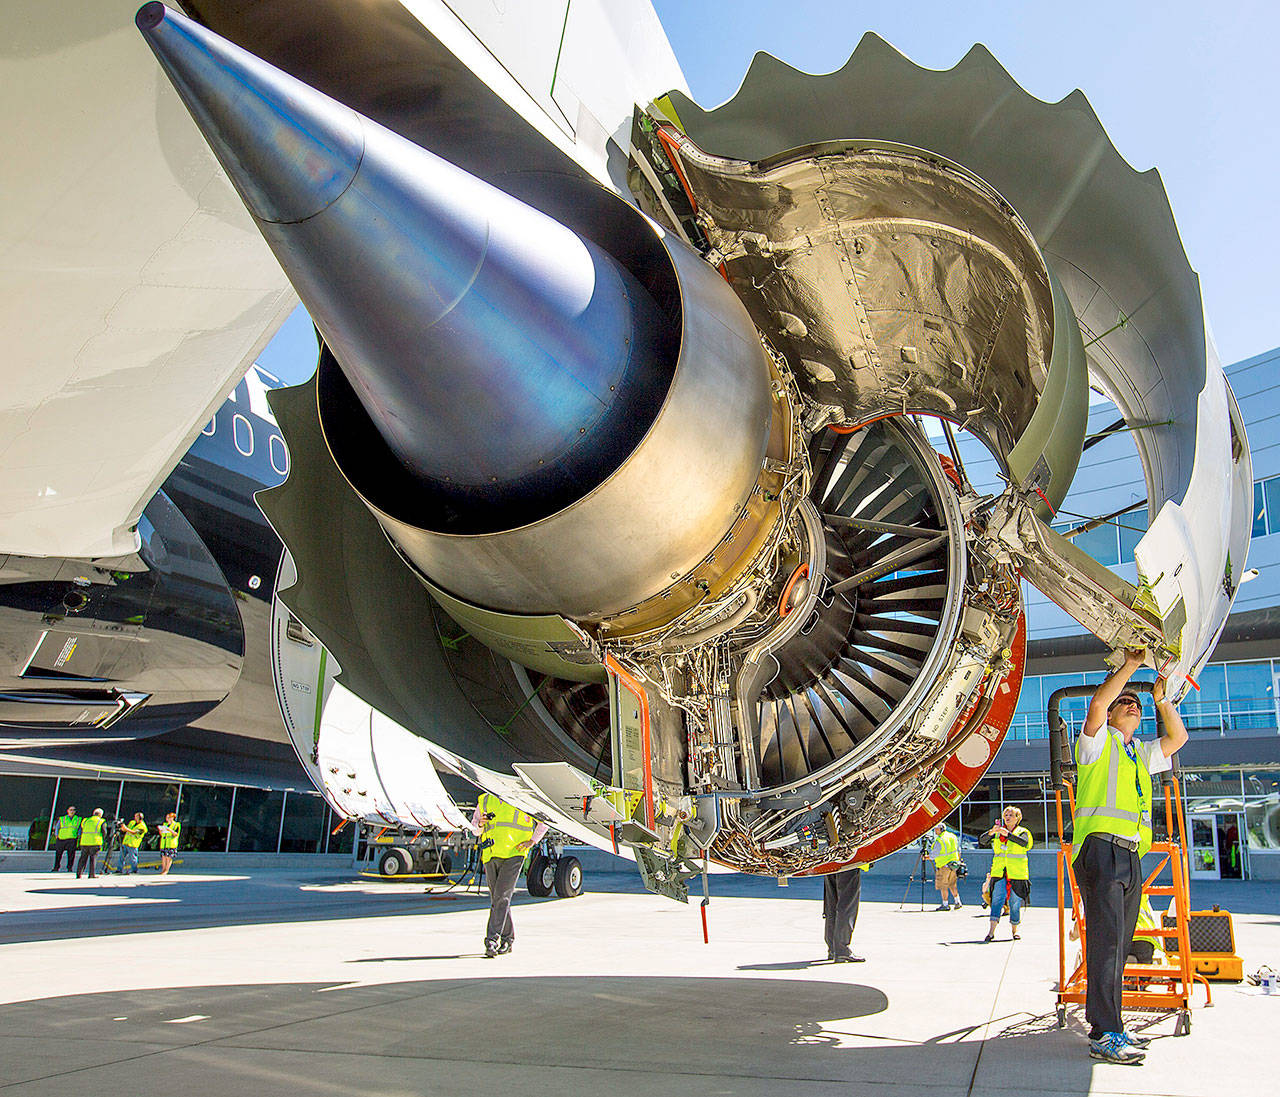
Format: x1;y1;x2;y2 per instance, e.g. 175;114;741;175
99;824;122;875
898;841;930;910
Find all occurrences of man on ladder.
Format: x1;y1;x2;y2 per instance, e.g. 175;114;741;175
1075;649;1187;1064
472;792;546;958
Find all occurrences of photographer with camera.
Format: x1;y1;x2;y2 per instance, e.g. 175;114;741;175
115;813;148;875
470;792;546;958
925;821;963;910
979;806;1032;942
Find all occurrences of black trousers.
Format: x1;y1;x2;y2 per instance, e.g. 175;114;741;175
52;837;77;872
823;867;862;959
1074;835;1142;1037
75;846;100;879
484;855;524;944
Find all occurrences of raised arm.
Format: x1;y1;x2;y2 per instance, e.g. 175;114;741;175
1152;676;1189;759
1005;829;1032;849
1082;649;1146;737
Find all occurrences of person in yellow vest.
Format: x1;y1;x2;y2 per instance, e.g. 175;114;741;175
1075;650;1187;1065
925;822;963;910
51;805;81;873
979;806;1033;941
823;861;870;962
115;813;148;875
75;808;106;879
471;792;546;957
1127;894;1165;967
158;812;181;875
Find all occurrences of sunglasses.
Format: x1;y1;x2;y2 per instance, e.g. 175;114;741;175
1109;695;1143;712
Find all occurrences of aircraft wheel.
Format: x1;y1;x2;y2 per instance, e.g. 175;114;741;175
379;848;412;877
554;855;583;898
527;852;555;896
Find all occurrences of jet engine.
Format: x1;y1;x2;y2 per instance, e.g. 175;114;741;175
137;4;1250;885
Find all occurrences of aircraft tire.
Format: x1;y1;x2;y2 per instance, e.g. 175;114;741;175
527;852;555;896
554;855;583;898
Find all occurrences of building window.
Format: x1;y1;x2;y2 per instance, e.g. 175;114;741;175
228;787;285;852
52;778;123;827
0;775;57;851
180;784;234;851
118;781;180;850
280;792;327;853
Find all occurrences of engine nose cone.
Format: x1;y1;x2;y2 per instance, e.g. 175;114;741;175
135;4;362;224
137;5;669;522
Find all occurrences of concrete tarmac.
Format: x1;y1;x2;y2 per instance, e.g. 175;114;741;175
0;866;1274;1095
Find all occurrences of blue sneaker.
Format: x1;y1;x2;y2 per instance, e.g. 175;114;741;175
1089;1033;1145;1064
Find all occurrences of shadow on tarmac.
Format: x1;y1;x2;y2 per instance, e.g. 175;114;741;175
0;976;1112;1096
0;876;497;945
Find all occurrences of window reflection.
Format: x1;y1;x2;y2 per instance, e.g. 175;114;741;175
180;784;234;851
0;776;56;850
229;788;285;852
118;781;180;850
280;792;326;853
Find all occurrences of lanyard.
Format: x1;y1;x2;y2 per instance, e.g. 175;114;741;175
1123;739;1146;806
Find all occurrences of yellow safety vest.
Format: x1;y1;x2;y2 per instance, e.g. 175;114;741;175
1135;895;1166;963
56;815;81;840
122;821;148;848
990;827;1033;880
931;831;959;866
477;793;537;862
78;816;104;848
159;820;181;850
1074;727;1153;856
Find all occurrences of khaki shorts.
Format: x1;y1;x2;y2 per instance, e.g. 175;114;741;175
934;864;957;891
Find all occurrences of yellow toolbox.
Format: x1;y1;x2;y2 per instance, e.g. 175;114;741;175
1163;908;1244;982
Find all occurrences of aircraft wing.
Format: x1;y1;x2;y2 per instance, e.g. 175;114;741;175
0;0;297;559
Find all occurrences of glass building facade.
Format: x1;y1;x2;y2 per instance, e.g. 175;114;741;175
1008;658;1280;743
942;768;1280;860
0;774;345;855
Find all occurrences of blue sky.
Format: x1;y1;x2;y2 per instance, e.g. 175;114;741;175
650;0;1278;369
262;0;1278;384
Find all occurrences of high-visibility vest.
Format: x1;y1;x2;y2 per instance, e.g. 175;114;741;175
78;816;104;848
56;814;81;840
931;831;959;866
159;820;181;850
1074;727;1153;856
990;827;1033;880
1134;895;1165;963
122;821;147;848
477;793;537;862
